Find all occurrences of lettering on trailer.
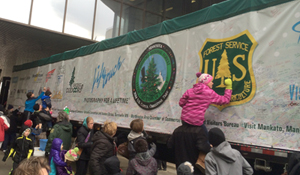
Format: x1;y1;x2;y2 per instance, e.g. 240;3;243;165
92;57;125;92
199;30;257;110
292;20;300;43
66;67;84;93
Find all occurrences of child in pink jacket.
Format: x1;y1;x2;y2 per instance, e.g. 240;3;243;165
179;72;232;173
180;72;232;126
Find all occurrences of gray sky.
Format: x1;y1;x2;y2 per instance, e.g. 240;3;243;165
0;0;115;41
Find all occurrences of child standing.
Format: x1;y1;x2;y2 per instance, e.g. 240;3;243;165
56;147;80;175
49;138;68;175
0;104;10;148
23;119;42;147
2;125;33;173
126;139;157;175
127;119;147;160
41;90;53;129
1;105;18;152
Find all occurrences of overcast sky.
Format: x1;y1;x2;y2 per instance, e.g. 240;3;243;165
0;0;115;41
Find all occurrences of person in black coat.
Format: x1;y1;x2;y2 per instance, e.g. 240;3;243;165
75;116;94;175
1;105;20;152
89;121;117;175
104;156;123;175
167;121;211;175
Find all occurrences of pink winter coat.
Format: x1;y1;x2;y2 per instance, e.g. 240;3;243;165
179;83;232;126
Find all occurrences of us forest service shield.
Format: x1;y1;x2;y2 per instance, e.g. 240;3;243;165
199;30;257;110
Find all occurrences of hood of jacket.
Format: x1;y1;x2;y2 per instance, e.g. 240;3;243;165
57;121;72;132
41;95;50;100
104;156;121;174
192;83;208;94
211;141;237;163
52;138;63;151
133;152;152;166
127;130;144;141
92;130;114;143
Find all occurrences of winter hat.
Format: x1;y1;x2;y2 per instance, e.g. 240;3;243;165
33;104;40;111
63;106;70;115
21;125;31;136
208;127;226;147
24;119;33;127
104;156;121;174
8;105;13;110
0;105;4;112
65;147;80;162
45;90;52;96
196;72;213;85
177;161;194;175
134;139;148;153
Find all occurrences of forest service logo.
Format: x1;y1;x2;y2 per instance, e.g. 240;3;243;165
199;30;257;110
132;43;176;110
66;67;84;93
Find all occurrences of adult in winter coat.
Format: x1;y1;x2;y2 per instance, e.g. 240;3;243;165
49;138;68;175
1;105;19;151
75;116;94;175
45;111;73;153
167;122;211;175
89;121;117;175
23;87;46;124
205;128;253;175
0;104;10;148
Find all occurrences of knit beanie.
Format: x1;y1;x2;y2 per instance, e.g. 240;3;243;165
134;139;148;153
177;161;194;175
45;90;52;96
208;127;226;147
21;125;31;136
65;147;79;162
33;104;40;111
63;106;70;115
8;105;13;110
24;120;33;127
196;72;213;85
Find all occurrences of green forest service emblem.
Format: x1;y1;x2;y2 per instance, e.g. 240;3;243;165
132;42;176;110
199;30;257;110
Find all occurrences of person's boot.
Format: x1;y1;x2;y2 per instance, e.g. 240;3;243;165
195;151;206;174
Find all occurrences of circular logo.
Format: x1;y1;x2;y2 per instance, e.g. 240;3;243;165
132;42;176;110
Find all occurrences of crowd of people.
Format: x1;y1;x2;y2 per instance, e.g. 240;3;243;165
0;72;296;175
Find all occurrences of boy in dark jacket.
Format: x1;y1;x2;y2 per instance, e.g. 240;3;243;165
2;125;33;174
104;156;123;175
23;119;42;146
126;139;157;175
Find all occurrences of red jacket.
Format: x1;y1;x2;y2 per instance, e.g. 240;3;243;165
0;116;10;142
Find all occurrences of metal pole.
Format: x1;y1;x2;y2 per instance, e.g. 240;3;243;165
118;0;123;36
28;0;34;25
91;0;98;40
62;0;68;33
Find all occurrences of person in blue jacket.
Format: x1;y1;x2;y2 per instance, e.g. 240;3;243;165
23;87;46;125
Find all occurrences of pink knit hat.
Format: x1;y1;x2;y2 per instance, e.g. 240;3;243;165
196;72;213;85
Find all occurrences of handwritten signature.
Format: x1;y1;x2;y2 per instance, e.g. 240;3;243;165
92;57;125;92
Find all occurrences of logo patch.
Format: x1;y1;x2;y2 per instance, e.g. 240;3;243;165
132;42;176;110
199;30;257;110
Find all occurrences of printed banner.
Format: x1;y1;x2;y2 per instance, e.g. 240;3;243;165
8;1;300;151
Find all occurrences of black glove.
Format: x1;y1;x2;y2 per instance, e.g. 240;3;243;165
2;157;6;162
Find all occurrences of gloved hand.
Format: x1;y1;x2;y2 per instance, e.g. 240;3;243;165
150;142;156;148
225;79;232;90
2;157;6;162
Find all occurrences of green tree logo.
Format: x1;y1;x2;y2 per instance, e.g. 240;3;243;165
69;67;75;87
215;49;231;88
140;56;162;101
